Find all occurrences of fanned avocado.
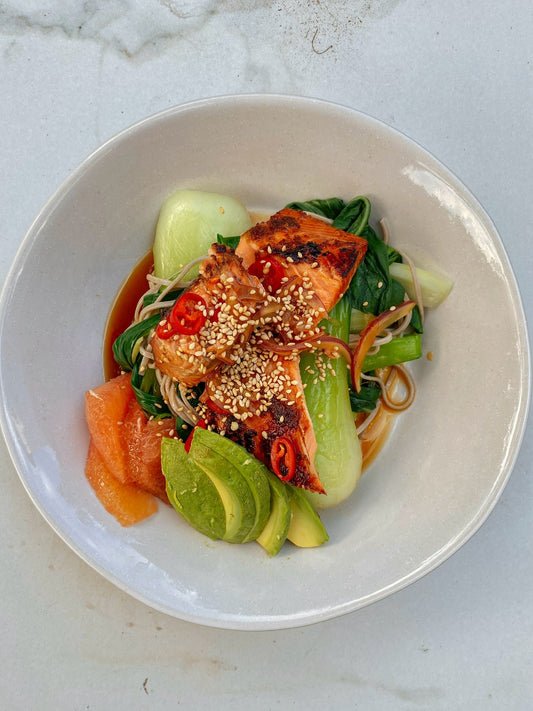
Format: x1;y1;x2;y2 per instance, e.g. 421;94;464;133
256;472;292;556
188;432;257;544
286;486;329;548
161;437;225;540
162;430;323;555
190;429;271;542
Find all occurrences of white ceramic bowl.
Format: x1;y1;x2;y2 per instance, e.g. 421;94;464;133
0;95;529;630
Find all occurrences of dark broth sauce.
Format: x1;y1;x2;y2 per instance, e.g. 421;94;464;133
103;250;154;381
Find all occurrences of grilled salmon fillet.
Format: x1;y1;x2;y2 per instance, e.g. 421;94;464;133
150;207;368;492
150;244;267;386
201;340;324;493
236;207;367;312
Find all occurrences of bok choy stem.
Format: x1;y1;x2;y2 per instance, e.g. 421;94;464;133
300;295;362;510
361;334;422;373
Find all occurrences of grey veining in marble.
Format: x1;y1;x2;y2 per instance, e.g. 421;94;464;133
0;0;404;59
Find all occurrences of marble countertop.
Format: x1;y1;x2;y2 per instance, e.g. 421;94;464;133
1;1;532;709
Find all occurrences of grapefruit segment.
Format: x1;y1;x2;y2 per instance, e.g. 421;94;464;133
85;438;158;526
122;398;172;503
85;373;134;483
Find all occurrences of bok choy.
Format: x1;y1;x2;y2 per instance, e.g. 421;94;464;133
300;296;362;509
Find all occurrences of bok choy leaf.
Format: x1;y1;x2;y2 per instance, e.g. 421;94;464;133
112;313;161;372
130;359;170;418
285;197;345;220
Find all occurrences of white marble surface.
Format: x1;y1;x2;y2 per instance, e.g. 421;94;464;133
1;1;532;709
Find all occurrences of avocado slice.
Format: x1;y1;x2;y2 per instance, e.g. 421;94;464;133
188;431;257;544
286;486;329;548
190;429;271;542
161;437;225;540
256;472;292;556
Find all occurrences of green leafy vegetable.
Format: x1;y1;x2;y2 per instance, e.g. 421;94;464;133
301;295;362;509
361;334;422;372
142;289;182;308
285;197;345;220
331;196;371;234
153;190;252;280
389;261;453;308
349;381;381;413
174;416;194;442
217;233;241;250
347;229;404;315
130;359;170;418
112;313;161;372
